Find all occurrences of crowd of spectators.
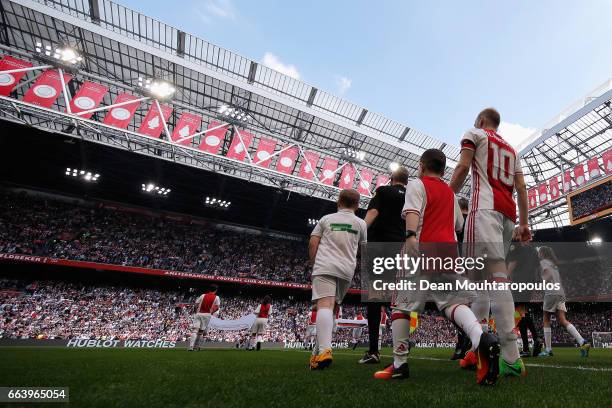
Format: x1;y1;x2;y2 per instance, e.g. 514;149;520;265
570;180;611;219
0;190;317;285
2;279;610;345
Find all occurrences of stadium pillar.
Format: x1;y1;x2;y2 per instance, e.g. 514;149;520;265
177;31;186;56
88;0;100;24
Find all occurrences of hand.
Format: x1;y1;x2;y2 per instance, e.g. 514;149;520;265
404;236;420;258
512;224;532;242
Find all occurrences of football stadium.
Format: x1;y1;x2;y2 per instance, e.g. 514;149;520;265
0;1;611;406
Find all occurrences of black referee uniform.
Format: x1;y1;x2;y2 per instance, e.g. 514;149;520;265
507;242;542;356
364;183;406;356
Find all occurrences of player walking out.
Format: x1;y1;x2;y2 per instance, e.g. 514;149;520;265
308;189;367;370
248;295;272;351
451;197;471;360
507;241;543;357
375;149;498;385
306;305;317;349
378;306;388;351
189;284;220;351
359;166;408;364
537;246;591;357
351;311;366;350
450;108;530;378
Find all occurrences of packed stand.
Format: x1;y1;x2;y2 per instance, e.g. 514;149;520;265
0;190;318;285
2;279;610;345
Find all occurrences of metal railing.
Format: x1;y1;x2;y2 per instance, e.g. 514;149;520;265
30;0;456;158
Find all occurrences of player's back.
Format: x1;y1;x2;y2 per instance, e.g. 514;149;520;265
461;128;521;221
406;176;460;243
257;303;271;319
197;292;219;314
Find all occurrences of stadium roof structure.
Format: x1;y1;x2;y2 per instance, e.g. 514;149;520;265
518;80;612;230
0;0;470;208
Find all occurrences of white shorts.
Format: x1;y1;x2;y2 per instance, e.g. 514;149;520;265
192;313;212;331
543;295;567;313
352;328;364;338
306;325;316;337
311;275;350;303
250;317;268;335
464;209;514;260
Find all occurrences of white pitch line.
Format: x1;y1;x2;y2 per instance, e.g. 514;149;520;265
292;349;612;372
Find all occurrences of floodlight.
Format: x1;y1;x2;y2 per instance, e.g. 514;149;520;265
141;183;170;196
389;162;400;172
217;105;251;124
65;167;100;182
204;196;231;209
588;236;602;244
37;42;82;66
138;77;175;99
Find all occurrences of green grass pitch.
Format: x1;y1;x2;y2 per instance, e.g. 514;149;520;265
1;347;611;407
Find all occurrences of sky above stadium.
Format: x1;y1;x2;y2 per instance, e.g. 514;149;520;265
119;0;612;149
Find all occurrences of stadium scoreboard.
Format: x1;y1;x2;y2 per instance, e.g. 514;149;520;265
567;175;612;225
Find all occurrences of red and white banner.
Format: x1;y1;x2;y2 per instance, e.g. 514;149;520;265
563;170;572;192
171;112;202;146
357;168;374;196
375;175;390;191
548;176;561;200
298;151;320;180
528;188;538;209
604;149;612;175
137;103;173;138
537;183;548;205
103;93;141;129
0;252;365;295
22;69;72;108
320;157;339;185
0;55;32;96
68;81;108;118
276;145;299;174
573;163;586;186
253;137;277;168
199;121;228;154
338;164;356;189
587;157;600;179
226;130;254;161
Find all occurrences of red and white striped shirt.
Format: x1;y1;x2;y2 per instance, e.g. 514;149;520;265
402;176;464;243
380;310;388;326
195;292;220;314
461;128;523;222
255;303;272;319
309;308;317;325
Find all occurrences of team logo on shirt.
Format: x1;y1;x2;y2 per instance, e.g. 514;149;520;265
329;223;358;234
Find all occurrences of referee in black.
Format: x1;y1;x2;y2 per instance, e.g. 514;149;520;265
358;165;408;364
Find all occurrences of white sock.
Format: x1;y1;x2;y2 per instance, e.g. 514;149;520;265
471;290;490;331
490;288;520;363
316;308;333;352
189;333;198;348
378;328;383;351
544;327;552;351
445;305;482;350
565;324;584;345
391;316;411;368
